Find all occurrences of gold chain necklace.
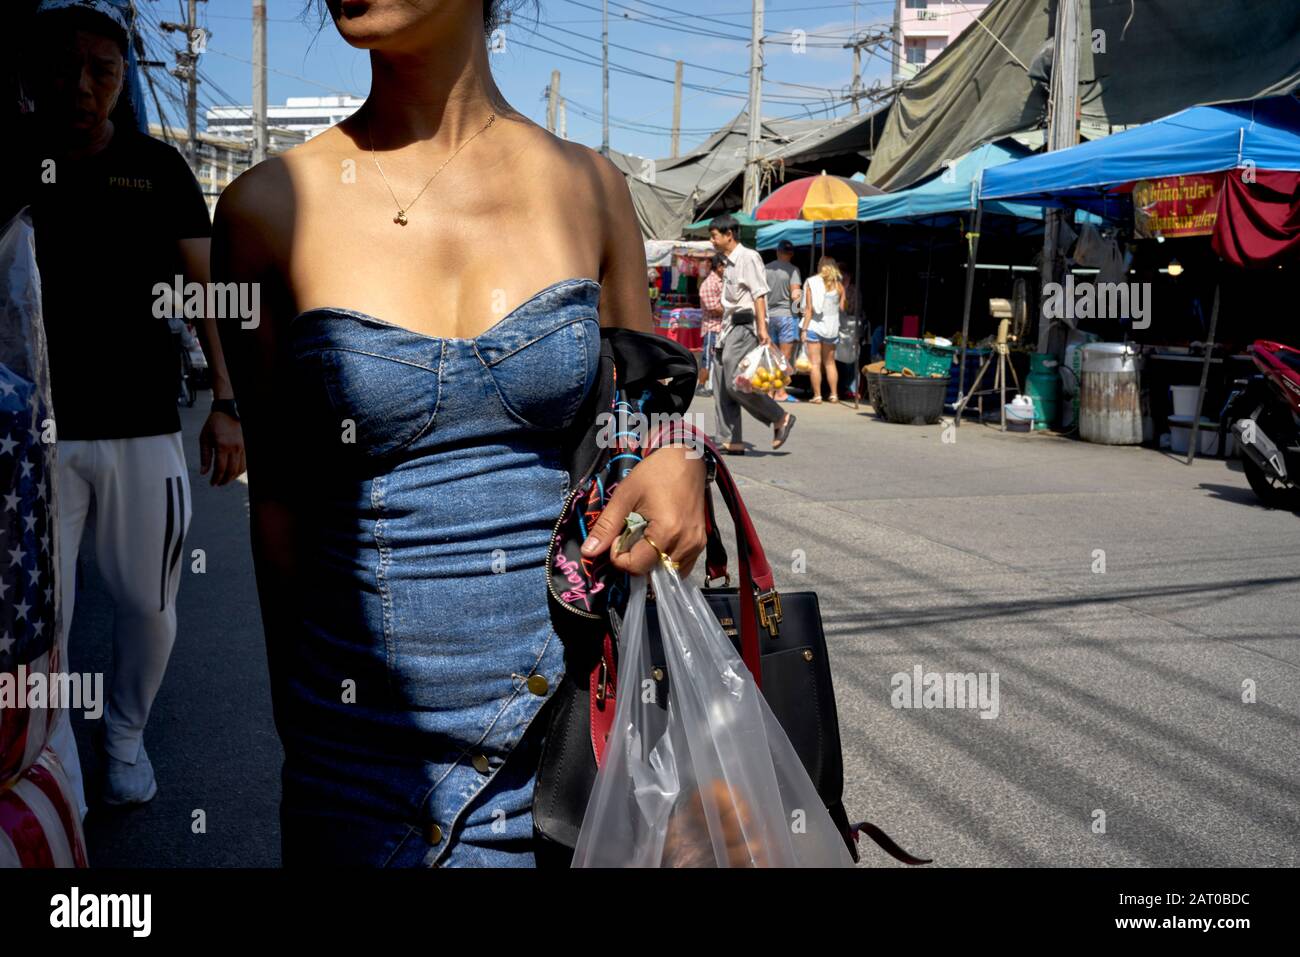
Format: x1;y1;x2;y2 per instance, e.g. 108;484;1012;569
367;111;496;226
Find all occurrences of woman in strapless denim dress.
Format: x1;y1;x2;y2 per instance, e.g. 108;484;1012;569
213;0;707;868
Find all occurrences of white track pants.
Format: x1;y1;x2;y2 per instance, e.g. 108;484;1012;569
45;432;190;817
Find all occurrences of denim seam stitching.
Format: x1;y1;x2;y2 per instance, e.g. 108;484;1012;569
292;277;599;344
479;313;598;366
424;631;562;866
372;474;396;689
475;323;592;430
312;350;440;456
293;346;440;375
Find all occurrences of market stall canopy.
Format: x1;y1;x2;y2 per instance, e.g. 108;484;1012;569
754;173;882;221
644;239;716;268
682;210;761;247
866;0;1300;192
980;97;1300;216
755;221;859;252
856;141;1043;223
609;107;888;240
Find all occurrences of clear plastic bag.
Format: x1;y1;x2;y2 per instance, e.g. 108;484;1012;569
572;559;855;868
732;342;791;395
794;342;814;373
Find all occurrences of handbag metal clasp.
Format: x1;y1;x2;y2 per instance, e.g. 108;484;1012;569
757;589;782;638
704;571;732;588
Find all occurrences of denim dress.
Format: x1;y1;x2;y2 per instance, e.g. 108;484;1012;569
279;278;602;867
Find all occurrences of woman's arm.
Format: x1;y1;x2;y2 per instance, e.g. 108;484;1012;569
210;163;300;715
578;154;707;576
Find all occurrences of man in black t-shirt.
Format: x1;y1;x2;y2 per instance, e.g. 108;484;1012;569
7;0;246;816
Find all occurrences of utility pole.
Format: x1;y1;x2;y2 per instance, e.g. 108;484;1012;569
671;60;682;158
850;43;862;114
743;0;764;213
1038;0;1081;353
843;28;891;113
252;0;267;164
546;69;560;133
892;0;902;84
601;0;610;155
558;98;567;140
160;0;206;172
849;0;861;114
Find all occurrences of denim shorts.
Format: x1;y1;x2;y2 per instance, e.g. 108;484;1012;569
700;329;719;369
768;314;799;345
806;328;839;344
280;279;602;867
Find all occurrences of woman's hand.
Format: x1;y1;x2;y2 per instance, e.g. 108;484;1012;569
199;410;247;486
580;445;708;576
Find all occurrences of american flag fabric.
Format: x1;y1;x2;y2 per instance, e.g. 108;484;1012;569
0;748;87;868
0;346;59;789
0;212;82;868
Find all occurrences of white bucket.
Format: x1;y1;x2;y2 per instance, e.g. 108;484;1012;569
1169;385;1202;417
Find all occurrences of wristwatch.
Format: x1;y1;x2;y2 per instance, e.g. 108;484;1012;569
211;398;240;421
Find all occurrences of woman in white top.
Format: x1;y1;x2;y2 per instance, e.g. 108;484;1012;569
800;256;843;403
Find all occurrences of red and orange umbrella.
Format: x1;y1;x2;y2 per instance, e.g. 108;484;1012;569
754;171;882;221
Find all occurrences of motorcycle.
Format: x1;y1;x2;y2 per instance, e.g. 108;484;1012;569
1227;340;1300;509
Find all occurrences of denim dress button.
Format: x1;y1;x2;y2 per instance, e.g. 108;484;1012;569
426;822;443;845
526;674;549;696
471;754;490;774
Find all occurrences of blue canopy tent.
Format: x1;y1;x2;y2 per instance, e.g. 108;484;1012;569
759;142;1047;345
755;219;857;251
969;96;1300;452
980;97;1300;219
856;141;1043;224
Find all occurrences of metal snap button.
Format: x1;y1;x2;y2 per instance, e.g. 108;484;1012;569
527;674;549;696
426;822;443;845
472;754;490;774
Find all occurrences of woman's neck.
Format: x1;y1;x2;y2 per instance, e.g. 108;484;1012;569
361;24;504;149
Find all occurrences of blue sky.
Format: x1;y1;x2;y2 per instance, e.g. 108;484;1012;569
132;0;898;159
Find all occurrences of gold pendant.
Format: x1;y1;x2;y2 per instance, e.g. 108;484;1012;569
394;210;408;226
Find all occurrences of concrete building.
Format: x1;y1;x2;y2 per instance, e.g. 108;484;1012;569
206;94;364;142
893;0;993;83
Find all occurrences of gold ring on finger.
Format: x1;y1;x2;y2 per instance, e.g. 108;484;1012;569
642;535;680;571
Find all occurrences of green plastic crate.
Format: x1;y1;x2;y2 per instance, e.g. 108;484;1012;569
884;337;956;377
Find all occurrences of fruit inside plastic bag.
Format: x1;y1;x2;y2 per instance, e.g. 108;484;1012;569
733;343;791;394
793;343;813;373
572;558;854;868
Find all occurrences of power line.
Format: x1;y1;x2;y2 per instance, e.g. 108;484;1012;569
530;18;840;96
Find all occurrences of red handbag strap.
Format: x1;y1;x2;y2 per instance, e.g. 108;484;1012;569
590;631;617;765
645;422;777;686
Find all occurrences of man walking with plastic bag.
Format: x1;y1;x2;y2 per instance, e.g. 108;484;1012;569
708;215;795;454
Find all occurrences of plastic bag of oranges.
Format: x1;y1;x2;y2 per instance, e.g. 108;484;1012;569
733;343;791;395
794;343;814;373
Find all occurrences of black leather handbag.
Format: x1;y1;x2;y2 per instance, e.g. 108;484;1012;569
533;329;927;867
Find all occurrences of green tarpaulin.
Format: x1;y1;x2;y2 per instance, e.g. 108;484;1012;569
868;0;1300;192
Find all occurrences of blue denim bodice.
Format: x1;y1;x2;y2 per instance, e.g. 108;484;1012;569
278;278;601;866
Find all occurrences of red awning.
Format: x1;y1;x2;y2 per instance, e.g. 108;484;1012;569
1211;169;1300;268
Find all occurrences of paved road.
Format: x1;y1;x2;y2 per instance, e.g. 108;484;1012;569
69;396;1300;866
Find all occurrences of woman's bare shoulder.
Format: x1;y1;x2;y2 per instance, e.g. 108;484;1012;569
501;114;630;203
215;130;346;224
